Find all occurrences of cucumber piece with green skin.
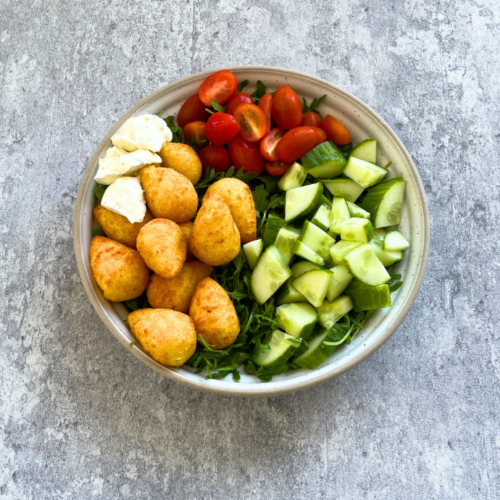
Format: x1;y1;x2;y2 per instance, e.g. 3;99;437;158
298;221;336;260
276;303;318;340
292;241;325;266
351;139;377;164
320;195;332;208
291;260;322;277
329;197;351;235
343;244;390;286
345;280;391;311
339;217;374;243
324;178;365;202
262;214;286;248
310;204;331;232
251;245;292;304
275;227;300;265
291;269;333;308
330;240;362;265
383;230;410;251
243;239;263;270
278;161;307;191
360;177;406;228
276;261;322;305
326;265;353;302
285;182;324;222
317;295;353;329
347;201;370;219
301;141;347;179
255;330;301;368
369;229;403;266
290;338;309;360
293;324;347;369
343;156;387;188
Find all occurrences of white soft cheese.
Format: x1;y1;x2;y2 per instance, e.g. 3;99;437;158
101;177;147;224
94;146;161;185
111;114;172;152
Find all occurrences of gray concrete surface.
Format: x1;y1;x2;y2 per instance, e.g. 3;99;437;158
1;0;499;498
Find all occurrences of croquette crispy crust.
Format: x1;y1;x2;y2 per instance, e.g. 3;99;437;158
158;142;202;184
178;221;195;261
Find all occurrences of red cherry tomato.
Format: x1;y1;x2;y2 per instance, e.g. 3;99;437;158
183;121;207;149
233;103;268;142
276;126;318;163
226;92;253;115
258;93;273;132
323;114;352;145
259;127;285;161
311;127;327;146
264;160;292;177
228;136;264;175
198;70;238;106
177;95;210;129
198;145;232;173
301;111;322;128
272;86;303;130
205;112;240;145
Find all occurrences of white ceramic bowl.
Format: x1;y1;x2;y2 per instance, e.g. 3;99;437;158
74;66;429;397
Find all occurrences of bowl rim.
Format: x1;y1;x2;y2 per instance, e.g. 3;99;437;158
73;65;430;397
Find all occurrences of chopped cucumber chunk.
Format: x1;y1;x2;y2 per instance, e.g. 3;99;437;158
310;204;331;232
329;197;351;235
292;241;325;266
262;214;285;248
320;195;332;208
255;330;301;368
347;201;370;219
360;177;406;228
369;229;403;267
285;183;323;222
351;139;377;164
276;280;308;305
275;227;300;265
243;239;263;270
291;269;333;308
290;338;309;360
326;265;353;302
343;156;387;188
330;240;363;265
298;221;336;260
291;260;322;278
278;161;307;191
339;217;374;243
343;244;390;286
317;296;353;329
301;141;346;179
276;303;318;339
251;245;292;304
345;280;391;311
324;178;365;202
384;230;410;251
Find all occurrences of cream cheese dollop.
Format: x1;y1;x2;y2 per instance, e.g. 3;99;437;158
101;177;147;224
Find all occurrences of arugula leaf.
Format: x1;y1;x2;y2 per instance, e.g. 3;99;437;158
163;115;184;143
94;184;107;200
251;80;267;103
237;79;249;92
91;226;106;237
210;100;226;113
302;94;327;116
129;340;139;347
252;184;270;214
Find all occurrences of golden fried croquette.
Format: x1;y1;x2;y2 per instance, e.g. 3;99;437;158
158;142;202;185
178;221;195;261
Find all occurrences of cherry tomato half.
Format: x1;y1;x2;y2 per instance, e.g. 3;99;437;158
301;111;322;128
258;93;273;132
183;121;207;149
276;126;318;163
264;160;292;177
226;92;253;115
233;103;268;142
323;114;351;145
177;94;210;129
272;86;303;130
198;145;232;173
311;127;327;146
198;70;238;106
205;112;240;145
228;136;264;175
259;127;285;162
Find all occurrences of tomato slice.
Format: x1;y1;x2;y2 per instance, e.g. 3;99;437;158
259;127;285;161
233;103;268;142
198;70;238;106
276;126;318;163
183;121;207;149
258;93;273;132
204;112;240;145
300;111;322;128
311;127;327;146
228;136;264;175
226;92;253;115
264;160;292;177
177;94;210;129
323;114;351;145
271;86;303;130
198;145;232;173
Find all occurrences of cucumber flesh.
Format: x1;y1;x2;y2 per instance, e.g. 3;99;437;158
292;241;325;266
243;239;263;270
251;245;292;304
262;214;285;248
384;230;410;251
291;269;333;308
317;295;353;329
275;227;300;265
326;265;353;302
345;280;391;311
330;240;362;265
285;182;323;222
339;217;374;243
291;260;322;278
276;280;308;305
255;330;300;368
310;204;331;232
343;244;390;286
347;201;370;219
278;162;307;191
369;229;404;267
329;197;351;235
276;303;318;340
351;139;377;164
324;178;365;202
301;141;346;179
343;156;387;188
298;221;336;260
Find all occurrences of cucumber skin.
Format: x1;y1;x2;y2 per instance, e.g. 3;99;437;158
345;281;391;311
276;281;308;305
301;141;346;179
290;339;309;360
286;183;324;223
255;333;300;368
262;214;286;248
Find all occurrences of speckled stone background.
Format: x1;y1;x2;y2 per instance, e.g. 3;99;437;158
1;0;499;498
